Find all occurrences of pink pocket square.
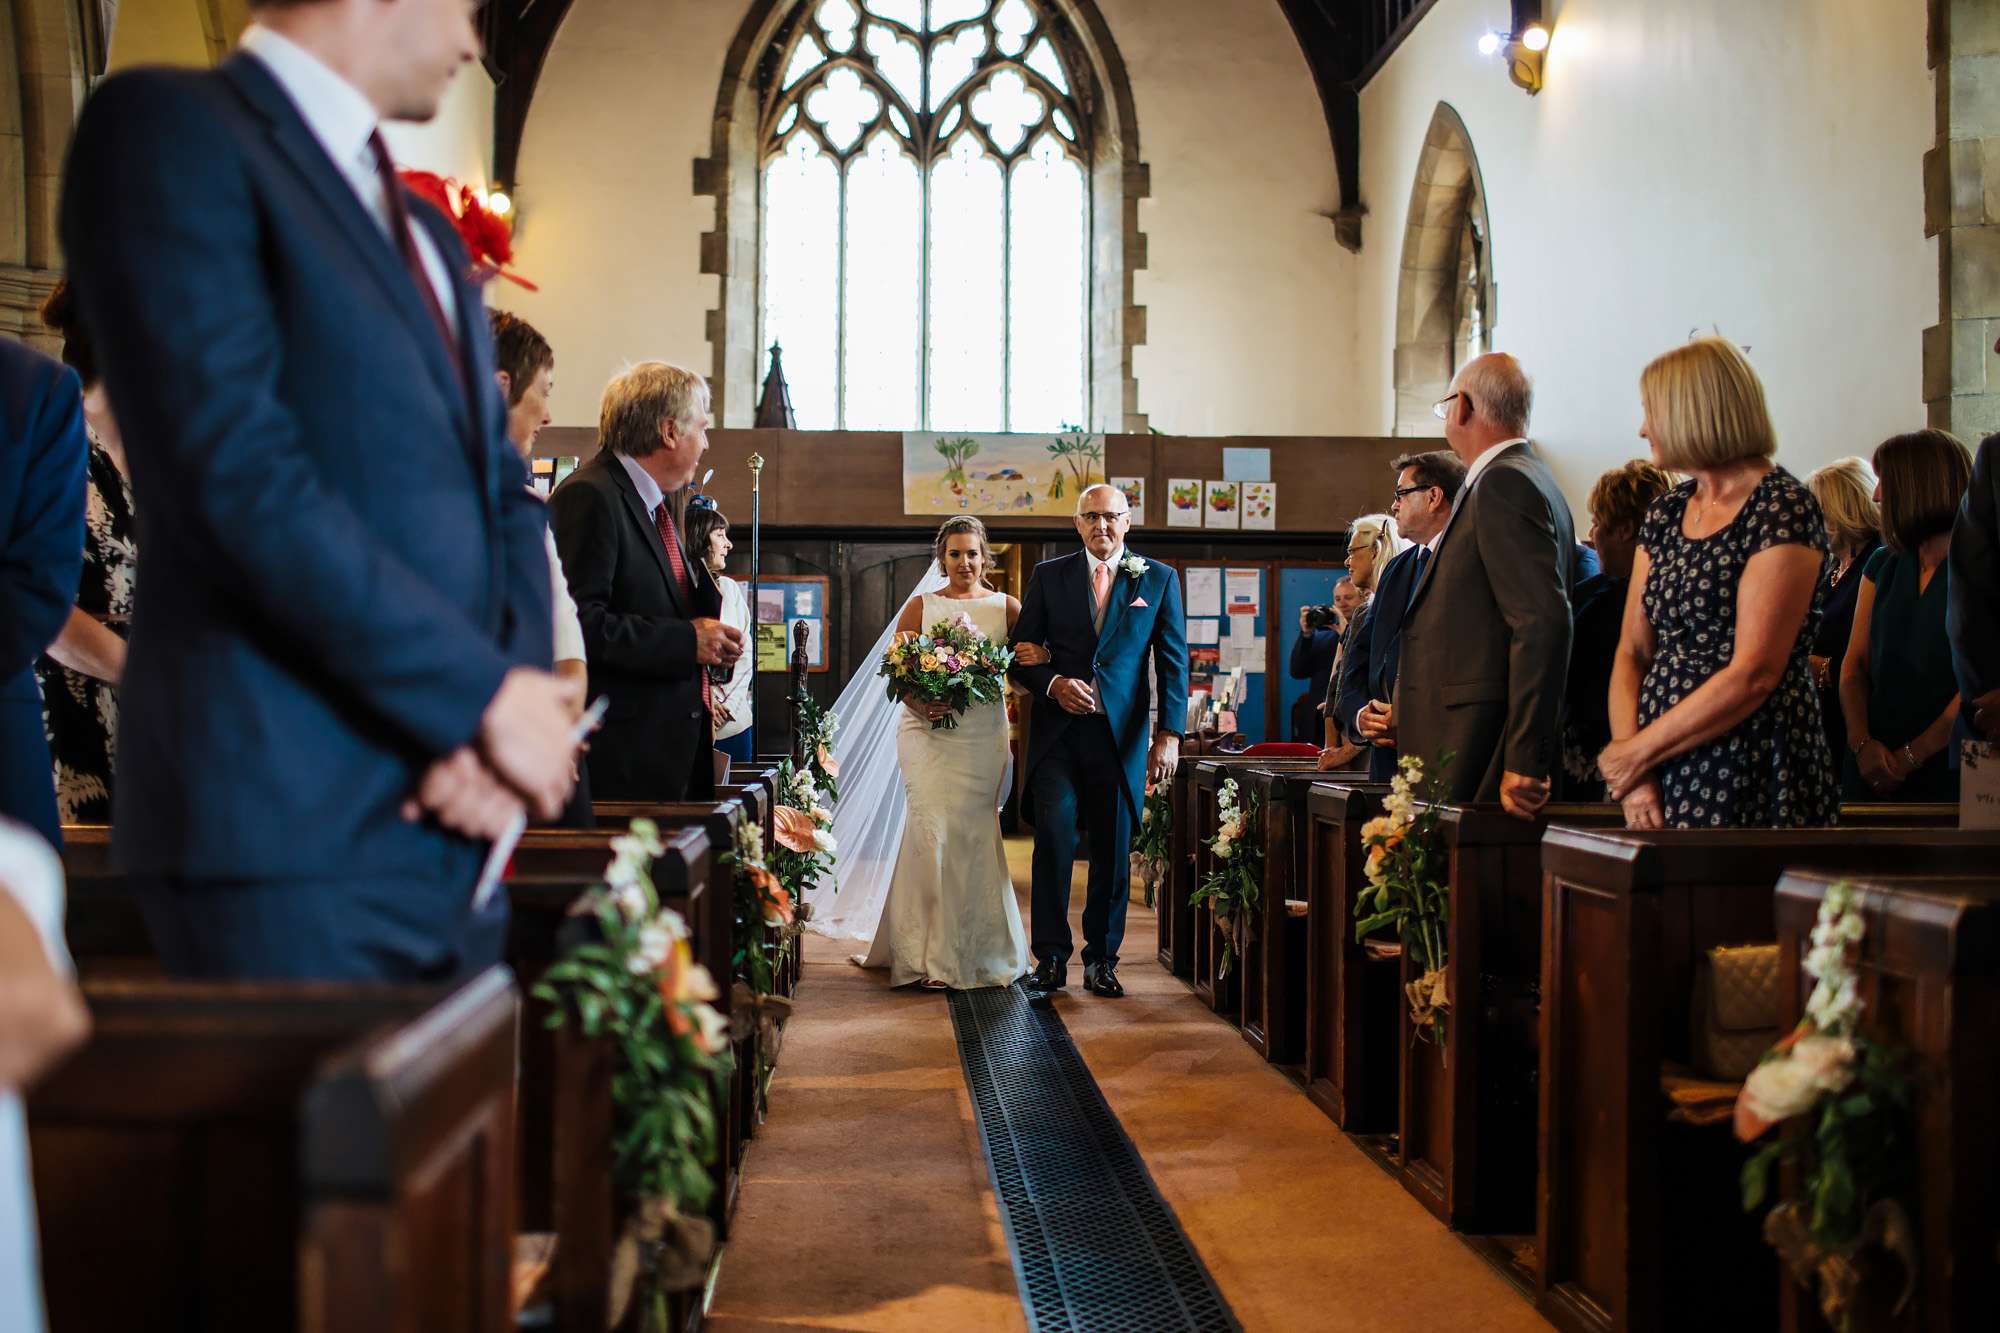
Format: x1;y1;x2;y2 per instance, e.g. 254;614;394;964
1129;596;1149;608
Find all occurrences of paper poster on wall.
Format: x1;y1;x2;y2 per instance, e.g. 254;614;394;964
756;589;786;624
1167;478;1203;528
903;429;1104;515
1242;482;1277;530
1111;476;1145;526
1186;618;1221;645
1184;568;1223;617
1221;636;1267;673
756;617;825;672
1204;481;1241;529
1225;568;1260;614
1222;447;1271;482
1963;742;2000;829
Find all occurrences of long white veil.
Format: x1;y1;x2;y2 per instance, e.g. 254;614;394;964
806;563;953;941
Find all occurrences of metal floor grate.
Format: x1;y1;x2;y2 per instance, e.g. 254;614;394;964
949;985;1239;1333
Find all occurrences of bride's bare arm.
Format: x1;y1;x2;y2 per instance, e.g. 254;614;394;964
895;597;924;636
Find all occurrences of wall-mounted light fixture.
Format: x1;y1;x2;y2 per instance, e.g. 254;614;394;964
486;188;514;219
1478;1;1550;96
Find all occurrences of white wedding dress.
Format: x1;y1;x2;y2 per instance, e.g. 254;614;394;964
859;590;1029;989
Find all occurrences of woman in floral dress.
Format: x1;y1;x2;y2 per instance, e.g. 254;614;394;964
1597;338;1837;829
36;281;136;824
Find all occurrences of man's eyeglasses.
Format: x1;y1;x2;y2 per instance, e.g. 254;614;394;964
1391;484;1435;503
1432;390;1471;421
1080;510;1130;525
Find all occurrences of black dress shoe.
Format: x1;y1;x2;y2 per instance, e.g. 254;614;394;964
1029;958;1067;991
1087;965;1124;998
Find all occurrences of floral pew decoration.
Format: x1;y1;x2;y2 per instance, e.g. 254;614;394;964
1190;776;1261;977
1353;754;1452;1048
1737;882;1916;1333
530;819;731;1321
724;812;797;1097
1130;781;1172;910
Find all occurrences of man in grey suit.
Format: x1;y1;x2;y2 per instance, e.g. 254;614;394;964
1383;353;1575;819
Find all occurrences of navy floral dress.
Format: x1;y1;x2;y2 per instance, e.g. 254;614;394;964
1637;468;1838;828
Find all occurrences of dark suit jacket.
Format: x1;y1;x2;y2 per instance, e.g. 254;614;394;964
61;56;552;881
1335;545;1427;782
550;451;719;801
1009;551;1188;825
0;341;87;847
1948;433;2000;750
1394;442;1575;801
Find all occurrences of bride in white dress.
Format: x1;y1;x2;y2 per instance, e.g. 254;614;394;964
856;517;1036;990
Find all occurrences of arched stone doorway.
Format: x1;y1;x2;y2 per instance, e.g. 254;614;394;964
1391;102;1493;437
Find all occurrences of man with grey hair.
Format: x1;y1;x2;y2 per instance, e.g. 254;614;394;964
551;362;745;801
1387;353;1575;818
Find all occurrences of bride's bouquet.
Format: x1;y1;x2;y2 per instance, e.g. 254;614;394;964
879;612;1014;730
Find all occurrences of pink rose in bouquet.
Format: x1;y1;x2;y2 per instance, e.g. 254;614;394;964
879;613;1014;730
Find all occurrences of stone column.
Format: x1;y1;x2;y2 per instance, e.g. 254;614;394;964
1;0;89;348
1925;0;2000;442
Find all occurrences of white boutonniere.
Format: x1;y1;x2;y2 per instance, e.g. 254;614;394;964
1119;554;1148;579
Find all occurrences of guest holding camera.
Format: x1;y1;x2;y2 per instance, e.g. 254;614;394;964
1288;580;1354;743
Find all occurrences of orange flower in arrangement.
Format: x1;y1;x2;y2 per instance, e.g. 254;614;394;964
655;937;726;1054
396;169;538;291
816;743;840;779
747;863;795;926
773;805;819;854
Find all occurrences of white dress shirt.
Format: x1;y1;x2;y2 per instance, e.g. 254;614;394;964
0;821;69;1333
239;24;459;330
616;452;667;520
544;526;586;665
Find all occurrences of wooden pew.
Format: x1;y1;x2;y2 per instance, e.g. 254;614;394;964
31;967;517;1332
1300;781;1395;1132
1234;765;1317;1067
1535;825;2000;1333
1772;870;2000;1333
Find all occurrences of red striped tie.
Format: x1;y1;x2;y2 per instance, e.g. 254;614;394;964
656;502;711;710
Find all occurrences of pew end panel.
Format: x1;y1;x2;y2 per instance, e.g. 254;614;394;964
1772;870;2000;1333
1236;765;1316;1068
301;966;521;1333
1301;782;1397;1133
1536;827;2000;1333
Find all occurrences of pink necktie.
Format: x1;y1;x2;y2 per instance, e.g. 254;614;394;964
1092;561;1113;617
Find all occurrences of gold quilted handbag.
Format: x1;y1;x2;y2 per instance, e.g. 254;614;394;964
1690;942;1780;1082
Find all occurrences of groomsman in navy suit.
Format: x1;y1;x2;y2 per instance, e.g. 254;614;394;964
60;0;579;980
0;340;86;849
1012;484;1188;999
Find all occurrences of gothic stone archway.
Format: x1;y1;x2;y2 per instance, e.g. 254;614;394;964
1392;102;1493;437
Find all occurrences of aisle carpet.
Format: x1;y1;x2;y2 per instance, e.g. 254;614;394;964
707;837;1549;1332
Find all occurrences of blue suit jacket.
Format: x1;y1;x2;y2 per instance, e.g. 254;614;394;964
1335;544;1425;781
61;56;552;881
0;341;87;847
1010;552;1189;824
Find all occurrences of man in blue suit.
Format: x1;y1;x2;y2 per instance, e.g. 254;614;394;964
1339;450;1465;780
0;340;87;850
59;0;580;981
1011;484;1188;999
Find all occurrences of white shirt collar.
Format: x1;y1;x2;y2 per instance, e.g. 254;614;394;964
616;452;667;516
1461;437;1527;493
1086;545;1127;573
240;25;379;177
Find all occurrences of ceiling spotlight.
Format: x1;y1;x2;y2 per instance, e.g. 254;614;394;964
487;189;513;218
1521;24;1550;51
1477;31;1503;57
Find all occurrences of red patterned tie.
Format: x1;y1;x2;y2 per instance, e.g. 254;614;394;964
366;131;465;386
656;502;711;710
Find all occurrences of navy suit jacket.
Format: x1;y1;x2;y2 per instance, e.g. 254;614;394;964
1010;552;1188;824
61;56;552;881
1335;544;1425;780
1949;432;2000;754
0;341;87;846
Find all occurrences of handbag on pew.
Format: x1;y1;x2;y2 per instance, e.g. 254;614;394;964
1688;942;1781;1082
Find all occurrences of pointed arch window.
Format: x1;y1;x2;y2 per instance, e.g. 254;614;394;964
758;0;1090;432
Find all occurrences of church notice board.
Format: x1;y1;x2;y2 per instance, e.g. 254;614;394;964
1176;560;1273;743
753;574;831;673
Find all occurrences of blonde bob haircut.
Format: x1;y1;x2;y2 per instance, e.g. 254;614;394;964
933;515;995;588
1638;337;1777;471
1344;512;1409;592
1805;457;1881;554
599;361;710;459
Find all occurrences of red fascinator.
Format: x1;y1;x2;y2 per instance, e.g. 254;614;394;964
397;169;538;291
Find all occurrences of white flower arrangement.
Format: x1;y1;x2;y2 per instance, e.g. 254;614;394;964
1740;882;1868;1129
1192;777;1261;976
1119;554;1148;579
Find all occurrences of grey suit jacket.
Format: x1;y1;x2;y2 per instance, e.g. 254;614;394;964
1393;441;1576;801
